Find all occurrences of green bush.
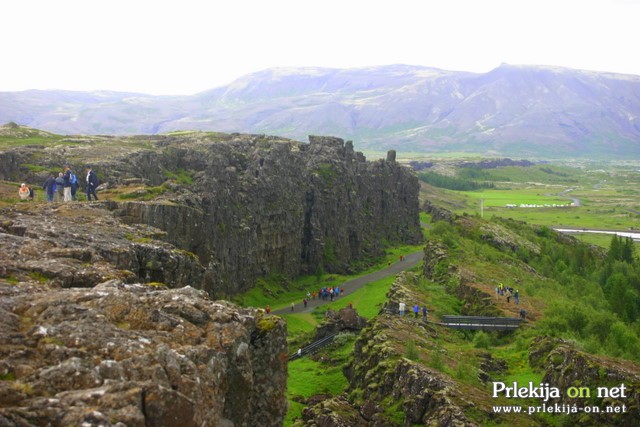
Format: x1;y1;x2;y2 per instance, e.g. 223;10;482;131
404;340;419;361
472;331;492;349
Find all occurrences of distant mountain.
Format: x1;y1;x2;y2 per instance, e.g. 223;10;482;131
1;64;639;158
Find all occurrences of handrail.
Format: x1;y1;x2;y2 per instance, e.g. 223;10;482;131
288;332;340;361
440;315;524;330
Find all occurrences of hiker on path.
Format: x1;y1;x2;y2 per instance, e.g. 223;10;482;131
290;302;294;312
265;305;271;314
413;304;420;318
514;289;520;305
399;302;406;316
422;306;428;321
69;167;79;200
63;165;73;202
43;174;56;202
55;173;65;202
85;166;99;201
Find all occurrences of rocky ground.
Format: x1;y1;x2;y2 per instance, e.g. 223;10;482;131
0;281;288;426
0;199;288;426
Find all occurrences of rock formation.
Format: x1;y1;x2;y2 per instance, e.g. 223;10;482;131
313;307;368;341
0;281;288;426
530;337;640;426
0;200;288;426
0;129;422;296
0;203;204;289
0;127;424;425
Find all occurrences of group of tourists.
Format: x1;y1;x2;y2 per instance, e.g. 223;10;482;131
398;302;429;321
20;165;100;203
277;286;348;313
309;286;342;302
496;283;520;304
498;282;526;319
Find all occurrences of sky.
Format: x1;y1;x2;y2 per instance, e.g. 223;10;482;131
2;0;639;95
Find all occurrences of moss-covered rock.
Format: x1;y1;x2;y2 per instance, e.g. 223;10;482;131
529;336;640;425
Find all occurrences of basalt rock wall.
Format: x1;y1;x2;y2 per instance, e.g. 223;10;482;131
113;135;422;296
1;132;422;296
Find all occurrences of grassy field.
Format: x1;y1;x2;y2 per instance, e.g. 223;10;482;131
433;161;640;233
0;131;65;150
489;206;640;231
283;160;640;425
286;335;356;425
460;187;571;207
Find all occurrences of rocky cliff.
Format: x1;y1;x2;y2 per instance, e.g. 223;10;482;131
1;127;422;296
0;281;288;427
0;201;289;426
115;134;422;295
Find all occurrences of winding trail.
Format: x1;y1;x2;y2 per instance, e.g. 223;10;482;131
558;188;581;207
543;188;581;207
273;250;423;315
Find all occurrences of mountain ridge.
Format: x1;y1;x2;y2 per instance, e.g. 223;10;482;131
2;64;639;158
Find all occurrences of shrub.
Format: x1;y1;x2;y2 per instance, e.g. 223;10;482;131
472;331;492;349
404;340;419;361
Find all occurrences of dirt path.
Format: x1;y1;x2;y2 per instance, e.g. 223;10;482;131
543;188;581;207
464;281;543;322
273;250;423;315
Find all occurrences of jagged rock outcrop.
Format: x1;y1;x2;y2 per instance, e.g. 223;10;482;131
0;203;204;289
423;200;456;223
301;395;369;426
529;337;640;426
0;281;288;427
1;131;422;296
0;136;298;426
313;307;368;341
476;220;541;256
422;238;451;283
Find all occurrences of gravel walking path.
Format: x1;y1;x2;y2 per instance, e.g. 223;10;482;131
273;250;423;315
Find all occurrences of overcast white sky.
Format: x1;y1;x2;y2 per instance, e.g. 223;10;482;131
1;0;639;95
